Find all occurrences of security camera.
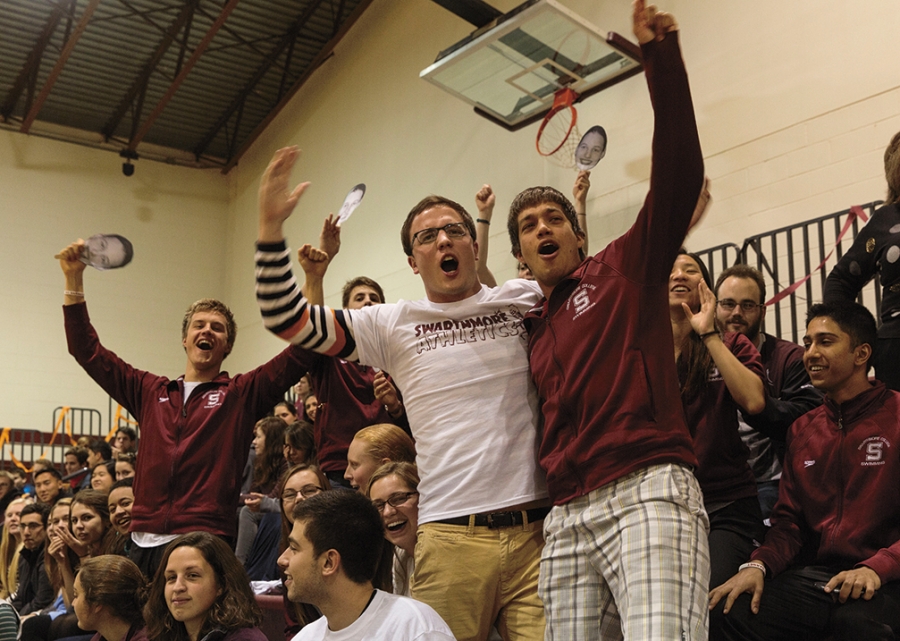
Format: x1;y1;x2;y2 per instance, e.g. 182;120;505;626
119;149;139;177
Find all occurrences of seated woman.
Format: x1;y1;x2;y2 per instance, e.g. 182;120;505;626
283;421;316;467
114;454;136;481
0;496;31;599
106;478;134;557
235;417;289;565
145;532;265;641
344;424;416;492
366;462;419;596
669;251;766;588
72;555;147;641
89;462;116;495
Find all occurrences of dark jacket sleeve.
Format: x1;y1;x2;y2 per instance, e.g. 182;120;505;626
613;31;704;284
64;302;152;418
14;554;54;615
823;210;883;304
235;343;320;423
743;353;823;442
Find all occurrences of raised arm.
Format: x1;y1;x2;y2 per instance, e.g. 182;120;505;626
620;0;704;281
57;240;88;306
474;184;498;287
298;214;340;307
256;148;359;360
684;281;765;414
573;171;591;253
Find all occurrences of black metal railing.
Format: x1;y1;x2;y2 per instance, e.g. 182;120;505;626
693;201;883;344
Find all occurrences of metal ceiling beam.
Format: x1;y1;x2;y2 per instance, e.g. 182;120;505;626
101;0;200;139
126;0;241;152
192;0;328;159
221;0;376;172
20;0;102;133
0;0;70;120
428;0;501;27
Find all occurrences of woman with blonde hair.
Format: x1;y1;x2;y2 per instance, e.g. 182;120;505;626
344;424;415;492
0;495;32;599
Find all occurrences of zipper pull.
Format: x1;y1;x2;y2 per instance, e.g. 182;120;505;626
182;404;187;418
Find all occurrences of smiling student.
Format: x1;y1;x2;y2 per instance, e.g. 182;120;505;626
58;239;309;579
710;302;900;641
145;532;264;641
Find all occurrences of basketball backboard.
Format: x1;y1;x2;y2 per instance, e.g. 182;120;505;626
420;0;643;131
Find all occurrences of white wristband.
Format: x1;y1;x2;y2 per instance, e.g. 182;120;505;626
739;561;766;576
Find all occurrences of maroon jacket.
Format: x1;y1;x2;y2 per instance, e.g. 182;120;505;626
302;353;409;474
65;302;307;537
679;332;763;506
523;33;702;504
753;382;900;582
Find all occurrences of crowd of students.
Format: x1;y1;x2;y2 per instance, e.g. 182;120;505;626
2;1;900;640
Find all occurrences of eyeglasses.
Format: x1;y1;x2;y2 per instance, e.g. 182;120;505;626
412;222;468;246
716;299;764;313
372;491;419;513
21;522;44;531
282;485;324;502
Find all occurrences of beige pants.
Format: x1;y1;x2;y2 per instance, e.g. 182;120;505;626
411;517;546;641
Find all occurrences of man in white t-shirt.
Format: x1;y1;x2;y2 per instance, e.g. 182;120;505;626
279;490;454;641
256;148;547;641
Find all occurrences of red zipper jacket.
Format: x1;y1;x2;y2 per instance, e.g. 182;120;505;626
65;302;308;537
523;33;702;504
753;382;900;582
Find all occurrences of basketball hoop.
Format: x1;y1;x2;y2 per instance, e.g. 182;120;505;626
536;88;581;168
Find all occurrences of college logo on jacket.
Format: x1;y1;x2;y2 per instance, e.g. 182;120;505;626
566;283;597;320
203;390;225;409
858;436;890;466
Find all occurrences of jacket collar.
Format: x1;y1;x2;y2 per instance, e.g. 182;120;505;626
823;380;889;428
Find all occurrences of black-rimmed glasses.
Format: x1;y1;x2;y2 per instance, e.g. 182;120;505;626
372;491;419;513
282;485;324;501
717;299;764;313
412;223;468;246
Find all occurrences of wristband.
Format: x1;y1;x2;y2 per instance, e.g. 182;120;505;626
699;331;718;341
64;290;85;297
739;561;766;576
476;218;490;225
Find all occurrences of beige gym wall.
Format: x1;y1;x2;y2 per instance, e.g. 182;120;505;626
1;0;898;433
225;0;900;375
0;131;228;432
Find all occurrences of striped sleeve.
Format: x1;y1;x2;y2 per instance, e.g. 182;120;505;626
255;240;358;361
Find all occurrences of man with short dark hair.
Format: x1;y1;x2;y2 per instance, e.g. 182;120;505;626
710;301;900;641
63;446;90;489
113;426;137;454
86;438;112;467
12;503;53;615
278;491;453;640
58;238;309;579
508;3;709;638
33;469;67;506
714;264;822;520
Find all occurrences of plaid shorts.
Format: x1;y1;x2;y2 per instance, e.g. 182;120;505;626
540;463;710;641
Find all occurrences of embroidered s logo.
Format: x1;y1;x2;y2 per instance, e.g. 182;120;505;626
572;289;591;316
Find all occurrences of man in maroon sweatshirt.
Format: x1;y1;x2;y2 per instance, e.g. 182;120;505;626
709;301;900;641
507;2;708;638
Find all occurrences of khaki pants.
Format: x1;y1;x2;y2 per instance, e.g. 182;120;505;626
411;517;545;641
